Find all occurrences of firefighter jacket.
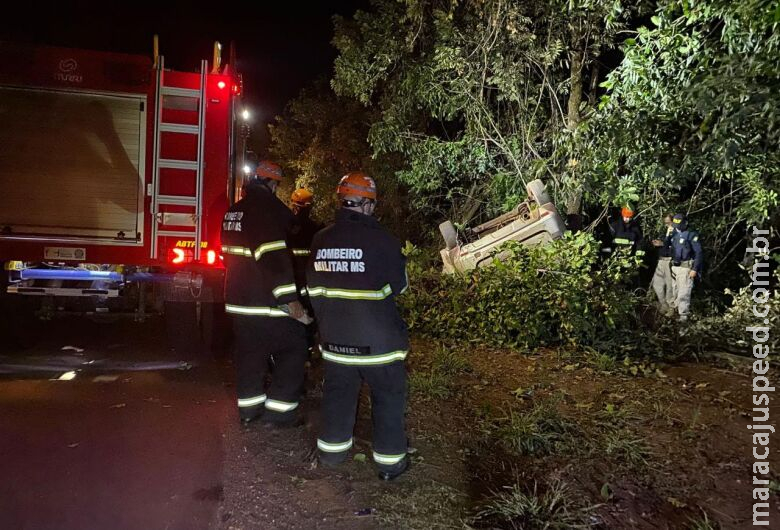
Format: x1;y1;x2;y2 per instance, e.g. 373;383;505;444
609;218;645;255
220;182;299;317
671;229;704;273
288;210;323;291
306;209;409;366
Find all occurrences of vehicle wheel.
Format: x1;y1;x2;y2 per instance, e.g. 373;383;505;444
439;221;458;250
526;179;551;206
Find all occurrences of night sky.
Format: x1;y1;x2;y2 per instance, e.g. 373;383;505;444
0;0;369;149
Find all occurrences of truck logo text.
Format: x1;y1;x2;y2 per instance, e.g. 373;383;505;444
54;58;83;83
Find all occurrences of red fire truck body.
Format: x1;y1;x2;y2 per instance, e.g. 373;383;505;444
0;42;245;310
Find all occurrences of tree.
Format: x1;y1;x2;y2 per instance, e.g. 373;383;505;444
578;0;780;278
268;80;411;236
332;0;641;225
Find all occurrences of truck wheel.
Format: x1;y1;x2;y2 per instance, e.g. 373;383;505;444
439;221;458;250
527;179;551;206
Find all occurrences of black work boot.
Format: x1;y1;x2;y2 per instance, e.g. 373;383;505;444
318;452;348;469
377;456;410;481
239;407;264;425
262;411;304;429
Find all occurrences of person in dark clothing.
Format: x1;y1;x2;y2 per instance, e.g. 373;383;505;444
288;188;323;305
608;206;645;256
651;214;675;315
669;213;704;321
220;160;309;426
307;171;411;481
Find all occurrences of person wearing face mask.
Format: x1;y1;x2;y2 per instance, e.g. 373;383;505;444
651;214;676;315
669;213;704;322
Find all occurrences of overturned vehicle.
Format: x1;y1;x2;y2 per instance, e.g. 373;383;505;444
439;179;566;274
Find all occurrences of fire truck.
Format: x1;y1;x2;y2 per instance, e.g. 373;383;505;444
0;40;249;343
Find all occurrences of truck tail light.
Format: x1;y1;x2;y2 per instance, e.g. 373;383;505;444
169;248;192;264
217;80;226;90
167;242;222;267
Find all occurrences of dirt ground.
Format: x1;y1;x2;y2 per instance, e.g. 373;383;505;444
218;338;780;529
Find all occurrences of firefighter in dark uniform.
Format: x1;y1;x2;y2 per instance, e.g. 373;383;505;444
607;206;645;256
670;213;703;321
220;160;309;426
288;188;323;311
307;172;411;481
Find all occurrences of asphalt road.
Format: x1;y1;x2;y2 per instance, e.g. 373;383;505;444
0;315;234;530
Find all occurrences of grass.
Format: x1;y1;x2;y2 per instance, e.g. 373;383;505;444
601;429;651;469
472;480;595;529
434;347;471;375
595;402;641;427
410;369;453;400
375;481;468;530
489;399;579;456
687;510;720;530
410;346;470;401
585;349;618;372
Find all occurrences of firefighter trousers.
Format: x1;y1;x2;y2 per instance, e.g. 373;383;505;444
317;361;407;472
232;314;308;422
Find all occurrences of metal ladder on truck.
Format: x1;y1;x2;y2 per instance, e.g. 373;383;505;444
149;57;208;261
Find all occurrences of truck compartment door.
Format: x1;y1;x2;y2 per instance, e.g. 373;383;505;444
0;87;145;242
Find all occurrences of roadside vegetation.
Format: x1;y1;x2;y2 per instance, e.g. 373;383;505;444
261;0;779;527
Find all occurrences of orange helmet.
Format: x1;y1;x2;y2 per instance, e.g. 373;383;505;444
255;160;283;181
291;188;314;207
621;206;635;219
337;171;377;200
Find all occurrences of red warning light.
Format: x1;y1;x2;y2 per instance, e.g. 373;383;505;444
171;248;186;264
217;80;226;90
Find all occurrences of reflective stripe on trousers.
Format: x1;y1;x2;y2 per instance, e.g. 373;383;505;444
373;451;406;465
317;438;354;453
238;394;266;408
265;399;298;412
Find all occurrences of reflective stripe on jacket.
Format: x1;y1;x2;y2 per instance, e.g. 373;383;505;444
220;183;298;315
306;209;409;365
609;218;645;256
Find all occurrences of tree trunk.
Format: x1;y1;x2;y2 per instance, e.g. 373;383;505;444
567;47;584;130
588;62;600;106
